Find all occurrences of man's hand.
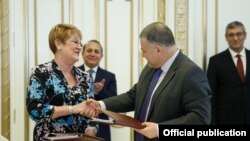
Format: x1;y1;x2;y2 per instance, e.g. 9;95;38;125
79;99;101;117
72;100;99;117
134;122;158;139
94;79;105;93
85;128;97;137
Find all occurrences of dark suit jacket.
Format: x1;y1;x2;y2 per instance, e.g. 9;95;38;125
78;65;117;141
103;52;211;141
207;49;250;124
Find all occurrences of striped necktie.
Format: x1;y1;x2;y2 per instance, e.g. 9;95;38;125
88;69;95;98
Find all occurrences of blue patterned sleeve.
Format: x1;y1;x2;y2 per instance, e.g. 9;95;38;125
26;68;54;123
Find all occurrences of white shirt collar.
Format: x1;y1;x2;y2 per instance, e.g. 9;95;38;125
161;49;180;73
84;65;98;73
229;47;246;58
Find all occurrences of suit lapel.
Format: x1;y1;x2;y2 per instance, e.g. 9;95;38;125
224;50;238;76
223;50;244;83
147;69;176;117
95;67;103;82
245;49;250;82
146;52;182;119
135;67;154;117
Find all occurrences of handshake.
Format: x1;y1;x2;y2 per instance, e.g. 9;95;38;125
78;99;102;118
75;99;157;139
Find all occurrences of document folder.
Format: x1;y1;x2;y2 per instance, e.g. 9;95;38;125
91;109;146;129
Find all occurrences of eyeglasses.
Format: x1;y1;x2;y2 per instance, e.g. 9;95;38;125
226;32;245;38
71;40;83;47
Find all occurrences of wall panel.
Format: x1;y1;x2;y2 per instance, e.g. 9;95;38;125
35;0;62;64
106;1;133;140
0;1;11;139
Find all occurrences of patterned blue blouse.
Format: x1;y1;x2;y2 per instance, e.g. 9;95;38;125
26;60;97;141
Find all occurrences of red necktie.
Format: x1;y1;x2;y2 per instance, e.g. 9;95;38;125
236;54;244;82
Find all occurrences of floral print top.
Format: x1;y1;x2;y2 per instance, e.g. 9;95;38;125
26;60;97;141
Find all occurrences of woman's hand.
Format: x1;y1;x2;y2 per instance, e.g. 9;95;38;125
73;100;99;117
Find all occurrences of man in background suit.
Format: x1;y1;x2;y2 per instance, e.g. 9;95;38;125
78;40;117;141
86;22;211;141
207;21;250;124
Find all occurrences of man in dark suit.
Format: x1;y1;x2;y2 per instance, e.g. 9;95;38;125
207;21;250;124
86;22;211;141
78;40;117;141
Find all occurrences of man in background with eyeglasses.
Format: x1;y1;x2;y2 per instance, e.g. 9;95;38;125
207;21;250;124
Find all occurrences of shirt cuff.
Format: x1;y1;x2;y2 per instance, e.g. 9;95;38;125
157;124;159;138
98;101;106;109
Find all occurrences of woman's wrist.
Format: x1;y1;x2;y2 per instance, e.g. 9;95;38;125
68;105;74;114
